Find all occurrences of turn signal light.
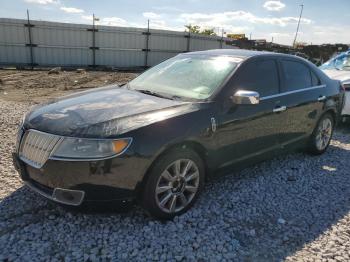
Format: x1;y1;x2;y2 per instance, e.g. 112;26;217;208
112;139;131;154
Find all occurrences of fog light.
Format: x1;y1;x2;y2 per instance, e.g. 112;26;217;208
52;188;85;206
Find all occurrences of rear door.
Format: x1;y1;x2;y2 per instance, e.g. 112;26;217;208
215;58;285;168
277;58;325;147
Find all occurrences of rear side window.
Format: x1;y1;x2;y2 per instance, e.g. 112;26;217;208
235;59;279;97
281;60;312;91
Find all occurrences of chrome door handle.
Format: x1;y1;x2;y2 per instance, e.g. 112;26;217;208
318;95;326;102
273;106;287;113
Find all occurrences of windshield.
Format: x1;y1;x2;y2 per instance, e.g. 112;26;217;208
320;53;350;71
128;55;240;100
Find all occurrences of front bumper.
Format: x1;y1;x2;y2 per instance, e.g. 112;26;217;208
13;152;84;205
12;152;146;205
25;180;85;206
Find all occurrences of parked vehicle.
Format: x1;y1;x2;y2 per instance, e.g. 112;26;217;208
320;50;350;118
13;49;343;219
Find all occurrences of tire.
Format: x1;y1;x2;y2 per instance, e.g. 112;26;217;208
141;148;205;220
307;113;335;155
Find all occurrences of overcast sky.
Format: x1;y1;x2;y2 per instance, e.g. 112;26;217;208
1;0;349;46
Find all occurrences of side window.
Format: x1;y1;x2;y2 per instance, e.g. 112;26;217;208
310;70;321;86
281;60;312;91
235;60;279;97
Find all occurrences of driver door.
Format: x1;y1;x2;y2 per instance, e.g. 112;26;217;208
214;58;285;169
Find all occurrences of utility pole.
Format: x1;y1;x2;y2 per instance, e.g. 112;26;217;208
249;33;252;40
293;4;304;48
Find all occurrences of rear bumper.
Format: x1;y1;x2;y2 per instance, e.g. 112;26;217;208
341;92;350;116
12;152;143;205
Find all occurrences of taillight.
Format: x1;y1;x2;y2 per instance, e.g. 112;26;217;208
342;83;350;91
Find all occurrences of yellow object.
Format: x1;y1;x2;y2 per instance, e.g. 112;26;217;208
112;139;130;154
227;34;246;40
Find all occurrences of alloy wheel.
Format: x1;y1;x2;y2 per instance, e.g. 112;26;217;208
155;159;200;213
315;117;332;151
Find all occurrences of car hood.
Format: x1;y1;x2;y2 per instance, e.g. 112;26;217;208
323;69;350;82
24;85;198;137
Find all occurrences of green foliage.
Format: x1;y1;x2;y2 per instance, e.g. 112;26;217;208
185;24;217;36
201;28;216;36
185;24;200;34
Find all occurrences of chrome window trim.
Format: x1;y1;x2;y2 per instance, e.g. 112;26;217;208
260;84;325;101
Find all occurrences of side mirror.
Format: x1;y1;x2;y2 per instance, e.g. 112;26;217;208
232;90;260;105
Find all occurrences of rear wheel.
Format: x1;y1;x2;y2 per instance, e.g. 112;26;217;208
307;113;334;155
141;148;205;219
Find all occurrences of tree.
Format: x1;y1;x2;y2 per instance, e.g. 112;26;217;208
201;28;217;36
185;24;217;36
185;24;200;34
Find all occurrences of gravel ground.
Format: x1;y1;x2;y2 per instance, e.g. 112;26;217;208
1;97;350;261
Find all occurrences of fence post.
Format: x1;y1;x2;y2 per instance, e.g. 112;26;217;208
88;14;99;68
25;9;36;69
220;29;224;49
92;14;96;67
143;20;150;68
185;32;190;52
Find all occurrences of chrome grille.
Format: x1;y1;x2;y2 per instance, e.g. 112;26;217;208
19;130;62;168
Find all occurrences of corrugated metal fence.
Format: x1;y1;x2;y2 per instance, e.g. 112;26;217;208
0;18;237;68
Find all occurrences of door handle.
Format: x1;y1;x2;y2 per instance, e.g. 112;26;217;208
273;105;287;113
318;95;326;102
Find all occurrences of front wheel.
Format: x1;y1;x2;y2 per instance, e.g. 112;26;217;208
141;148;205;220
307;113;334;155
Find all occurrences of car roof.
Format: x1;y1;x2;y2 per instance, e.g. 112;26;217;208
183;49;298;60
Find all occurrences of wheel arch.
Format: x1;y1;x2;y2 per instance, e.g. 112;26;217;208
322;108;337;124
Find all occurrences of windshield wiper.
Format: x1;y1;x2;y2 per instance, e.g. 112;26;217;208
135;89;177;100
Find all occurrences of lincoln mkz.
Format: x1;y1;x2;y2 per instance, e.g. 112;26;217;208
13;50;343;219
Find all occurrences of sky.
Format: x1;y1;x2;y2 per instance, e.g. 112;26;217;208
1;0;350;46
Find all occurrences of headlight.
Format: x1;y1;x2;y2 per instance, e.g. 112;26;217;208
51;137;132;160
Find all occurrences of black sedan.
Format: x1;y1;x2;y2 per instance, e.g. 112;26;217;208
13;49;343;219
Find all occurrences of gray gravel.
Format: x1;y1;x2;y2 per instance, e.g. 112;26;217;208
1;98;350;261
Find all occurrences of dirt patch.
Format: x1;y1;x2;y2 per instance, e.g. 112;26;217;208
0;69;139;103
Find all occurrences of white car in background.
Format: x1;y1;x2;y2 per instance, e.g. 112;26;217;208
320;50;350;119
